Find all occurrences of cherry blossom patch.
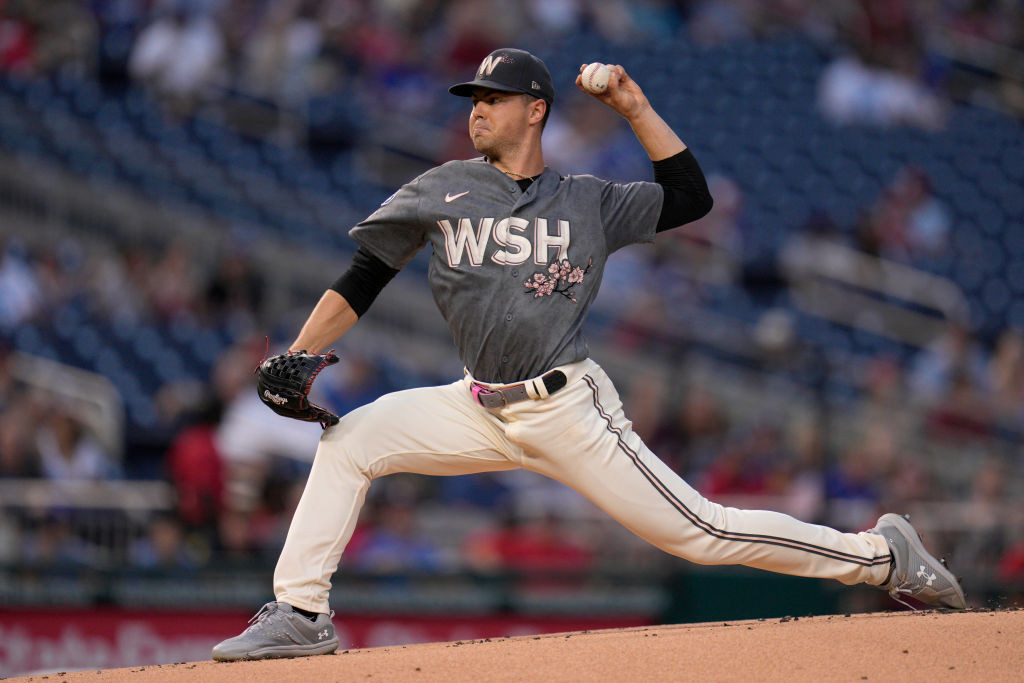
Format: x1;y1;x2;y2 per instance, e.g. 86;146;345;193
523;258;593;303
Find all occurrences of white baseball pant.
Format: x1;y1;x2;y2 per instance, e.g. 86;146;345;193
274;358;892;612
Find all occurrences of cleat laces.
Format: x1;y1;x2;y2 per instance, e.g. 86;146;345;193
887;584;918;611
244;602;278;632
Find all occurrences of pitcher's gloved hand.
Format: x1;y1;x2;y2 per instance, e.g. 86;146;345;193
256;350;340;429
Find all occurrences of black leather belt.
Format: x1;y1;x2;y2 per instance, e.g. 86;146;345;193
471;370;568;408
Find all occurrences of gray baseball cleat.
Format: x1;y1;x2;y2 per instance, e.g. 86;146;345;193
871;513;967;610
212;601;339;661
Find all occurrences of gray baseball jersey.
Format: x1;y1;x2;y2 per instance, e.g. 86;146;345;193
349;158;663;383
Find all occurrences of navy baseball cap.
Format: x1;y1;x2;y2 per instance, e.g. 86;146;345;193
449;48;555;105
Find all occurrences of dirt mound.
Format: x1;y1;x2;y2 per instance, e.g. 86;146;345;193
12;609;1022;682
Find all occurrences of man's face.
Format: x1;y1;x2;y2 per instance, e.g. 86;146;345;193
468;88;535;157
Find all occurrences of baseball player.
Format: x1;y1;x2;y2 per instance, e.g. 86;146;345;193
213;48;965;661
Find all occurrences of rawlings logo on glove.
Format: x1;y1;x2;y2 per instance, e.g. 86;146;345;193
262;390;288;406
255;349;341;429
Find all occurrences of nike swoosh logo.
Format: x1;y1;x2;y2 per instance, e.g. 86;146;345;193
445;191;470;203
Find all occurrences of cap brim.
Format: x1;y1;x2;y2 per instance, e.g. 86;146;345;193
449;79;549;102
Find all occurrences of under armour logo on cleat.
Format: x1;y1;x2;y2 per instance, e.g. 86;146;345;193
317;629;329;640
916;565;936;586
445;191;470;203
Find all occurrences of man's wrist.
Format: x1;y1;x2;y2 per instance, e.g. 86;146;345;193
622;102;654;124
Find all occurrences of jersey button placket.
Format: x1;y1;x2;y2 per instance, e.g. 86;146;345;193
505;313;514;322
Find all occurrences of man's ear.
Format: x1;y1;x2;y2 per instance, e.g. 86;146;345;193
529;98;547;125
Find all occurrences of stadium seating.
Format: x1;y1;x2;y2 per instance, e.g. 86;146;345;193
2;33;1022;433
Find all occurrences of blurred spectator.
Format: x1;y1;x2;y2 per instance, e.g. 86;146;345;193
842;0;919;68
687;0;752;46
346;501;443;573
818;49;947;129
213;508;260;566
434;0;519;77
997;535;1024;589
165;396;225;531
0;407;42;478
853;354;916;437
619;370;667;443
926;368;994;441
523;0;583;36
543;99;649;182
908;321;989;406
0;238;42;330
203;252;265;333
0;3;34;75
0;338;16;410
698;423;785;497
0;0;96;76
248;468;307;560
647;385;730;478
320;352;393;419
952;458;1011;584
36;409;120;481
987;327;1024;427
882;451;934;507
129;512;198;571
625;0;685;40
20;514;99;568
238;0;322;106
543;98;619;175
823;429;891;530
0;510;18;562
146;241;200;319
24;0;98;76
128;5;226;116
437;472;513;508
463;510;593;574
778;417;826;523
82;243;148;322
153;379;207;433
862;166;951;261
216;372;323;513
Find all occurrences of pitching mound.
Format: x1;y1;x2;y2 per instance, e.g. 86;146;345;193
11;609;1022;682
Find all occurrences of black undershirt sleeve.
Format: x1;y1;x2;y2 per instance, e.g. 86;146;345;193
329;246;400;318
654;148;714;232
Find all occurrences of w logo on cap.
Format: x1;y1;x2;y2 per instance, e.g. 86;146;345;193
450;49;552;104
478;53;514;77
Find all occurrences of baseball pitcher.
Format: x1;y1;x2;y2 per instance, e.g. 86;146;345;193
214;48;965;661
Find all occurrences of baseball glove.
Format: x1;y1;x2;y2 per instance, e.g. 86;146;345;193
256;350;341;429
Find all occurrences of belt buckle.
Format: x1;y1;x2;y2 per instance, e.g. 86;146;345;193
472;383;507;407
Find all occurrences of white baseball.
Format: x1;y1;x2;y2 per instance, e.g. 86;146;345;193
581;62;610;94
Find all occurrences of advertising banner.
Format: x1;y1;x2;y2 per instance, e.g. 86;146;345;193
0;609;648;676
